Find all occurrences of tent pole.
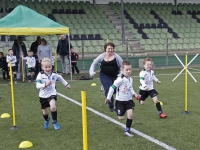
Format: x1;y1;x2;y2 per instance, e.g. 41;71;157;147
121;0;125;45
68;34;72;80
2;0;8;46
2;0;6;17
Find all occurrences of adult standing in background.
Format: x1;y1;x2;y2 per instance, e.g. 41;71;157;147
89;42;123;112
12;36;28;79
57;34;73;75
30;36;41;55
37;38;52;64
30;36;41;78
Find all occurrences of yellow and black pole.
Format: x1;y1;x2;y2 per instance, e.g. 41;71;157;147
81;91;88;150
9;61;20;130
55;51;58;72
183;54;189;114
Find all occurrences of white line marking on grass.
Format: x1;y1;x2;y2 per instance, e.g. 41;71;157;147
57;92;176;150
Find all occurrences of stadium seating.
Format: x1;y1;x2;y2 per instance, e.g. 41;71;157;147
1;1;200;53
109;2;200;51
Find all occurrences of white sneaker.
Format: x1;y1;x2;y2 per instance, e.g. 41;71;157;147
124;131;134;137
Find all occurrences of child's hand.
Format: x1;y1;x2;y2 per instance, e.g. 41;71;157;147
157;81;161;84
105;99;111;104
133;94;138;98
66;85;70;89
45;80;51;87
90;72;96;76
144;86;148;90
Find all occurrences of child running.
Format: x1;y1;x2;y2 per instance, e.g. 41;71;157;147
23;50;36;82
139;57;167;118
6;49;17;84
105;60;138;137
36;58;70;130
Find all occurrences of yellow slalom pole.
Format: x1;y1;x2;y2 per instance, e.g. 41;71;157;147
185;54;188;112
9;61;17;127
21;55;25;82
81;91;88;150
106;39;109;43
55;51;58;72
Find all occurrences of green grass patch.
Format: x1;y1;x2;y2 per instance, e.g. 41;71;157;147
0;67;200;150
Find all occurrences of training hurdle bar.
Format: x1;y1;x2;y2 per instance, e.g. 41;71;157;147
172;53;199;114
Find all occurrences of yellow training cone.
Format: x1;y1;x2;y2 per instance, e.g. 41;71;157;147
1;113;10;118
19;141;33;148
91;83;97;86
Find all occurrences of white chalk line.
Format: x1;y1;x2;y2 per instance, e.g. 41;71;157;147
57;92;176;150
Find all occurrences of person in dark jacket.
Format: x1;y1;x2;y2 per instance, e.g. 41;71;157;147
30;36;41;79
12;36;28;79
57;35;73;75
0;52;9;80
30;36;41;55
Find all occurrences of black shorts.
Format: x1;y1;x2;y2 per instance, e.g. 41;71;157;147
39;95;57;109
8;66;16;72
115;100;135;116
139;89;158;101
28;67;35;73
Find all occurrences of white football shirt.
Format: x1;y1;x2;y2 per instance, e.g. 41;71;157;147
36;71;68;98
139;69;159;90
107;74;136;101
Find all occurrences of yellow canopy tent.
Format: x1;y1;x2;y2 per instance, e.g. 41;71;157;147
0;5;72;79
0;5;69;35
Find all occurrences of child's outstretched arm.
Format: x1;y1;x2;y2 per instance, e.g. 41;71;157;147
131;87;138;98
105;77;122;104
57;74;70;89
152;73;161;84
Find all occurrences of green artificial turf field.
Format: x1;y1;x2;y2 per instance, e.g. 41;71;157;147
0;67;200;150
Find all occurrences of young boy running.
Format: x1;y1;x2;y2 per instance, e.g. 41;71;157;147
139;57;167;118
36;57;70;130
23;50;36;82
6;49;17;84
105;61;138;137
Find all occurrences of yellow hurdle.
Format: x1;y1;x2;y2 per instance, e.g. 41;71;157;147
81;91;88;150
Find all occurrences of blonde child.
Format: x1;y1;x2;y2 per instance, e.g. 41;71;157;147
36;58;70;130
139;58;167;118
105;61;138;137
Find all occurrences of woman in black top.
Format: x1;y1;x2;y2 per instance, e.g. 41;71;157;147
90;42;123;112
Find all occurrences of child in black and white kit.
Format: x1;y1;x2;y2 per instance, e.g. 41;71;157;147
139;57;167;118
6;49;17;84
23;50;36;82
105;60;138;137
36;57;70;130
